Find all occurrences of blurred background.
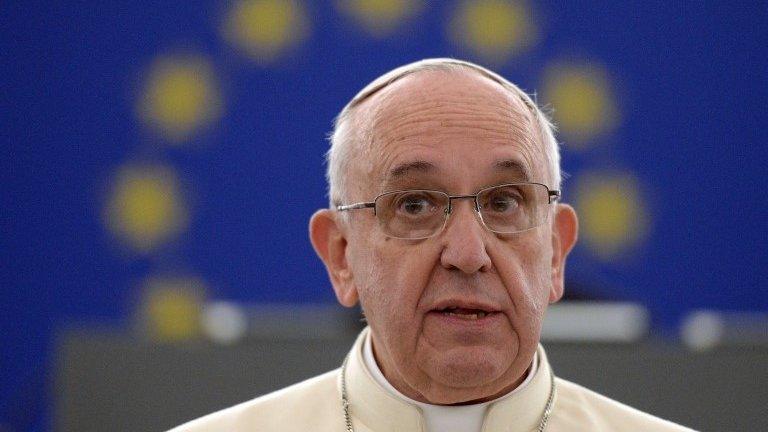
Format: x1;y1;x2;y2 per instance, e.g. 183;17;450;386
2;1;767;431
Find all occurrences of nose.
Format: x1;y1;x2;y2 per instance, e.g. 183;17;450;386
439;198;493;274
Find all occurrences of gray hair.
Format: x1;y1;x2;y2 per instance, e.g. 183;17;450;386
326;58;561;207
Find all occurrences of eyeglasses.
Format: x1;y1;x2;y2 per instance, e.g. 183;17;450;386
336;182;561;240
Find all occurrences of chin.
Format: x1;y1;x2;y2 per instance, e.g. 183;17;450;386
428;345;511;390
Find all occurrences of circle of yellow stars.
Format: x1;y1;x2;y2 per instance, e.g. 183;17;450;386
105;2;640;337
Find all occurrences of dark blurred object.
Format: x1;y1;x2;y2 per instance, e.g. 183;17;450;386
680;310;768;351
55;326;767;432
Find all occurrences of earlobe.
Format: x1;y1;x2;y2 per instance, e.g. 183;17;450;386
309;210;359;307
549;204;579;303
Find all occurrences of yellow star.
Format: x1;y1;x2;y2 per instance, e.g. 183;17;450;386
223;0;309;63
574;171;649;260
104;164;188;253
138;55;222;143
336;0;423;38
542;62;618;148
449;0;537;64
139;276;207;342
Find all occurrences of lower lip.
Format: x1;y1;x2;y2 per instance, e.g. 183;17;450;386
426;310;503;329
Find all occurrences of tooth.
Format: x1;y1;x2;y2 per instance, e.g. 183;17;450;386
444;311;490;320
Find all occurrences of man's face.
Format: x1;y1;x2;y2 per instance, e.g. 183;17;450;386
313;69;576;404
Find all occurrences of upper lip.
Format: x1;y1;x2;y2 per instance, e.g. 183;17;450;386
430;299;500;313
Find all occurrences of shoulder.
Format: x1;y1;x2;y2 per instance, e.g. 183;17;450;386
551;378;697;432
168;369;345;432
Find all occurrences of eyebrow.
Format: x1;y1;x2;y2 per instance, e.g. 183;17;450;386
494;159;531;181
387;160;436;179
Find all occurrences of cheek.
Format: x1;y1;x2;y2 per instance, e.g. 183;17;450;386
369;242;433;312
353;238;436;334
513;232;552;290
497;235;552;340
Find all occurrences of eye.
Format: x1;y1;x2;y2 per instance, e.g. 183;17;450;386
395;192;437;216
483;187;522;213
490;195;519;212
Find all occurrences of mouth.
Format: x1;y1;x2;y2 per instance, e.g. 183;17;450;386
439;307;493;320
438;307;496;320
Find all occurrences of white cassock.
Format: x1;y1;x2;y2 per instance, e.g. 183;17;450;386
170;327;696;432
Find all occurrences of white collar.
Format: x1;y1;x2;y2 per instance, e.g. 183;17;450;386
363;330;539;432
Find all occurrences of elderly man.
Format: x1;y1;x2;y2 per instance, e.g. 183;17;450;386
171;59;693;432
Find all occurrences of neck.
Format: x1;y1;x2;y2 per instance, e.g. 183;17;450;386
346;328;555;432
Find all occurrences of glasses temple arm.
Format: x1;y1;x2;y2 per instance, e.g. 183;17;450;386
336;202;376;212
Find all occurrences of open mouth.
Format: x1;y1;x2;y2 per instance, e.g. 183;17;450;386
437;307;496;320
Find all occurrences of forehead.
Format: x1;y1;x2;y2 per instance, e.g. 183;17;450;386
355;69;546;192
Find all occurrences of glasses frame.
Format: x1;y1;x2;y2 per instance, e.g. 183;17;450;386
336;182;561;239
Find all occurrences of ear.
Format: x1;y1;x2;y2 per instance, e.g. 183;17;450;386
549;203;578;303
309;209;359;307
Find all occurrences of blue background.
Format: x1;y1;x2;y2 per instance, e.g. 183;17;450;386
2;1;767;430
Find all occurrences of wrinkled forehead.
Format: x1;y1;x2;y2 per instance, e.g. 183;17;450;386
369;70;536;140
351;69;547;190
